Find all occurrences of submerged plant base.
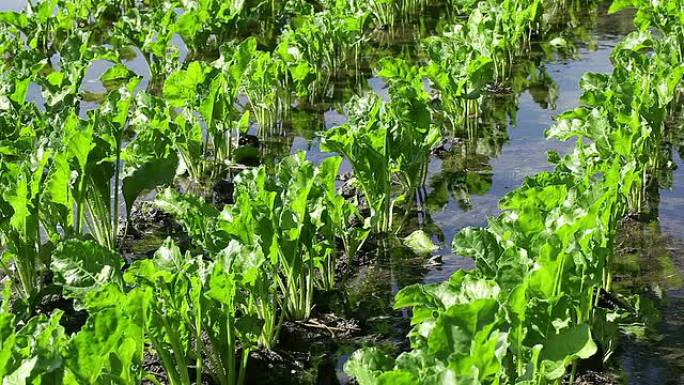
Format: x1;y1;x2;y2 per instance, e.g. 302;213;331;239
120;202;190;259
570;370;621;385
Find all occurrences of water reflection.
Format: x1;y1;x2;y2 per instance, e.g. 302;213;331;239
0;0;25;12
613;105;684;385
4;1;683;384
613;218;684;385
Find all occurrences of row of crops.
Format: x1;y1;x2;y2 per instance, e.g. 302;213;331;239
0;0;683;384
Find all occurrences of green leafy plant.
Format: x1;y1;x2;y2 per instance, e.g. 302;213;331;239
0;281;149;385
324;0;429;27
344;1;684;384
222;153;365;319
50;239;124;302
79;78;139;250
240;49;288;133
277;10;369;100
322;68;441;233
158;152;368;323
161;48;252;180
113;6;180;82
422;32;494;132
125;238;273;385
1;2;682;385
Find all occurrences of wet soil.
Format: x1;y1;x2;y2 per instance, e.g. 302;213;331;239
4;1;682;384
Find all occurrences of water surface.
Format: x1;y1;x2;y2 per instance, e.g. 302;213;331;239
1;1;682;384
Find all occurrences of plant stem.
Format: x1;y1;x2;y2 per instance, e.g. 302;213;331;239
112;137;122;250
226;313;236;385
237;348;250;385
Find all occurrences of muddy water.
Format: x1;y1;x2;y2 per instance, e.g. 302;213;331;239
1;1;682;384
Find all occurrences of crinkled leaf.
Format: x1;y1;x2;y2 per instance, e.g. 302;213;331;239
50;240;123;301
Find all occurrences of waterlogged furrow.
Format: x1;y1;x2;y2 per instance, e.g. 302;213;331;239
0;1;681;385
344;1;684;384
320;0;571;235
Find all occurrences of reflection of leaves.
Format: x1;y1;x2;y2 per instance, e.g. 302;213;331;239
285;108;325;139
465;170;493;195
425;145;493;213
613;219;684;293
527;66;559;110
426;170;472;212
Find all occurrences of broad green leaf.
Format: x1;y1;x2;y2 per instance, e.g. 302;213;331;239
67;285;150;384
344;347;395;385
540;324;597;379
403;230;439;255
155;187;224;252
427;299;498;360
163;61;210;108
100;63;134;86
50;240;123;300
206;268;236;308
122;153;178;215
0;11;29;28
3;356;39;385
217;240;265;287
394;284;435;310
377;371;420;385
608;0;634;14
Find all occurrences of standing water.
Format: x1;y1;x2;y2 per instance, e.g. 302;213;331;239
0;1;681;384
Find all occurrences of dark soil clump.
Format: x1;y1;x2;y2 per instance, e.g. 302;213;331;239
35;293;88;334
571;370;620;385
